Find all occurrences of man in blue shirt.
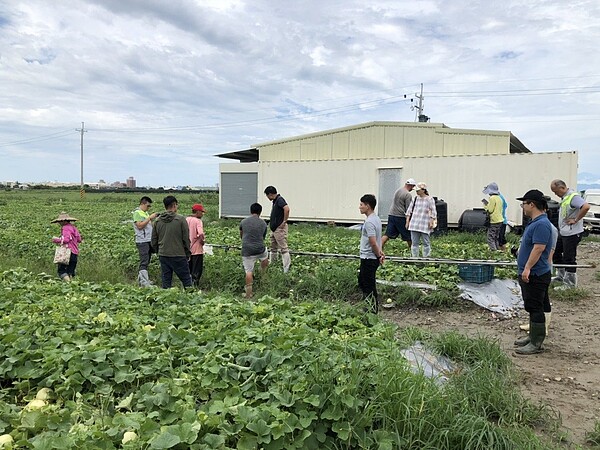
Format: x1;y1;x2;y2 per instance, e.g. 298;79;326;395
514;189;553;355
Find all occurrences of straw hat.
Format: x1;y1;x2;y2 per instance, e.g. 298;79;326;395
51;212;78;223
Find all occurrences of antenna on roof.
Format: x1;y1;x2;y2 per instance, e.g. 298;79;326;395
405;83;430;122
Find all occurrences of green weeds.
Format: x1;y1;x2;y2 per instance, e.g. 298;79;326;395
0;269;558;448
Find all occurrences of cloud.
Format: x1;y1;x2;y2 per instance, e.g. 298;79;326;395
0;0;599;186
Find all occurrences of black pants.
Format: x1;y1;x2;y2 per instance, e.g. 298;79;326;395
159;256;193;289
57;253;78;278
359;258;380;312
498;223;507;247
518;272;551;323
553;234;581;273
188;254;204;287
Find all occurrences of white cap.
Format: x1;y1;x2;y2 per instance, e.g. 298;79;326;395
405;178;417;185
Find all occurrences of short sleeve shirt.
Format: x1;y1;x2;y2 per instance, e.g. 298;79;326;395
133;208;152;243
360;213;382;259
517;214;553;276
269;195;288;231
240;216;268;256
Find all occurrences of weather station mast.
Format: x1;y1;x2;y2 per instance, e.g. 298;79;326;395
405;83;430;122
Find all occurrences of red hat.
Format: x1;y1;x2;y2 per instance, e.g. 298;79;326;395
192;204;205;212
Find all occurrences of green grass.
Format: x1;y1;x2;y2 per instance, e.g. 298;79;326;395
0;270;559;449
550;286;592;302
587;420;600;447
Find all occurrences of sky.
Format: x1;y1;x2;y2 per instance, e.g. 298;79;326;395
1;0;599;188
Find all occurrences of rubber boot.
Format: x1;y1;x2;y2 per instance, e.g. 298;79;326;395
244;284;253;299
514;333;530;347
515;322;545;355
519;311;551;334
282;252;291;274
545;312;552;335
61;274;71;282
551;268;566;283
564;272;577;287
138;270;151;287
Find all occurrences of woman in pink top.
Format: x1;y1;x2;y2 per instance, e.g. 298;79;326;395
51;212;82;282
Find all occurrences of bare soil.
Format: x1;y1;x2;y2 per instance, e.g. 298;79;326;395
381;240;600;448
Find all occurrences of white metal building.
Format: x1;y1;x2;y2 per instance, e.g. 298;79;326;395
217;121;578;226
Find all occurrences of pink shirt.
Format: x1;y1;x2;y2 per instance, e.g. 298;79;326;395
52;223;82;254
186;216;204;255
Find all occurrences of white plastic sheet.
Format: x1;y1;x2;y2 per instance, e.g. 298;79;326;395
458;279;523;318
400;341;455;385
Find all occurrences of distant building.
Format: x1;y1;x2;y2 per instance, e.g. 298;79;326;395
127;176;136;188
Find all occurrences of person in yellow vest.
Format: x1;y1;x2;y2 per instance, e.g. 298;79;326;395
550;179;590;287
482;182;505;251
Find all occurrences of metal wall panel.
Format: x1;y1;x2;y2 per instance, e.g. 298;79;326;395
331;133;349;159
254;152;577;225
220;172;258;217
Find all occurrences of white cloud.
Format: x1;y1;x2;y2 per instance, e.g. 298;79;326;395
0;0;599;186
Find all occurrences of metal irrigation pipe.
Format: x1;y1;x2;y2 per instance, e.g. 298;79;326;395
206;244;594;269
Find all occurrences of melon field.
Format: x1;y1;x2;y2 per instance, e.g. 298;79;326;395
0;190;591;449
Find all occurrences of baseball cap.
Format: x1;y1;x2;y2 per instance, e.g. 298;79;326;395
516;189;546;202
192;204;206;212
405;178;417;185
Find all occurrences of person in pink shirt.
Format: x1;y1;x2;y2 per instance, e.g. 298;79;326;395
51;212;82;282
186;204;205;287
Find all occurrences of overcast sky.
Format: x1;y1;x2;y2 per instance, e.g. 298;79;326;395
1;0;599;187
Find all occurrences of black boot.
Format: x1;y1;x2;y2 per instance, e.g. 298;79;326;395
515;322;545;355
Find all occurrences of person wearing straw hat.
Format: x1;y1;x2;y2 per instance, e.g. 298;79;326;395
51;212;82;282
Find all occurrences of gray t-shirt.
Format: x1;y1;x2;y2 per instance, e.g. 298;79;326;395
388;187;413;217
360;213;382;259
240;215;267;257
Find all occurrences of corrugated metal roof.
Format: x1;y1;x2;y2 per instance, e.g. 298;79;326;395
215;121;530;162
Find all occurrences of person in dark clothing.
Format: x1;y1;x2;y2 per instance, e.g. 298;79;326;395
264;186;291;273
151;195;193;289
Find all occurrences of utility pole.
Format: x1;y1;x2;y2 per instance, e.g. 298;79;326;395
76;122;87;198
415;83;429;122
405;83;430;122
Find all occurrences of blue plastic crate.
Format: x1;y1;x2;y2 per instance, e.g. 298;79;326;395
458;264;494;283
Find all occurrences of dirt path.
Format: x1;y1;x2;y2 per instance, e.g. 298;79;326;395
382;240;600;448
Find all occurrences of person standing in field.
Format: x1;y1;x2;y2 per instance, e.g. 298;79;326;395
550;179;590;287
51;212;82;282
132;196;158;287
358;194;385;314
186;203;206;288
514;189;553;355
151;195;193;289
482;182;505;251
264;186;291;273
381;178;416;251
240;203;270;299
406;182;437;257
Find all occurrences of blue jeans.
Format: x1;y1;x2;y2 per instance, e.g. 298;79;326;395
159;256;193;289
410;231;431;257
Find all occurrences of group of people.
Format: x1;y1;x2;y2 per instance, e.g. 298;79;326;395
356;177;589;353
50;177;589;354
